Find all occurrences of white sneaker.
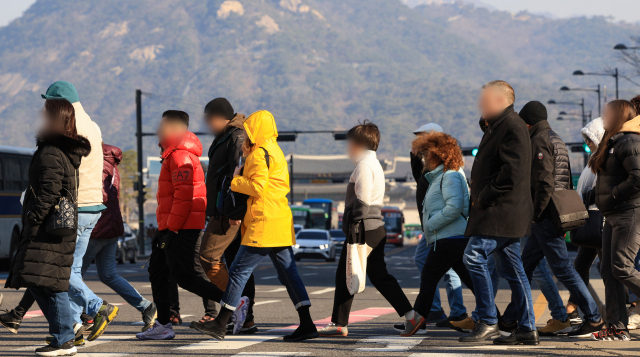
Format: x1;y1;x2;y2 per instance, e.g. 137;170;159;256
136;321;175;340
629;312;640;330
232;296;250;335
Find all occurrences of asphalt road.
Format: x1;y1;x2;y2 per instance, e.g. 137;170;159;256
0;242;637;357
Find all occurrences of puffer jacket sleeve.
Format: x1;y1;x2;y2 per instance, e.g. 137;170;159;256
28;147;64;228
167;153;195;232
231;148;269;198
612;142;640;201
425;172;465;233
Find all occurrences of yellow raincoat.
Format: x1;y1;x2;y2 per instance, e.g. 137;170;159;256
231;110;295;247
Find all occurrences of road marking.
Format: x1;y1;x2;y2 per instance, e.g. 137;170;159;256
264;287;287;293
260;276;279;280
533;291;547;323
131;315;192;325
23;310;45;319
356;336;424;352
176;335;282;350
303;273;319;276
11;335;133;351
234;353;311;356
409;354;483;357
254;300;282;306
310;287;335;295
271;307;396;331
433;346;556;350
412;276;420;279
76;354;131;357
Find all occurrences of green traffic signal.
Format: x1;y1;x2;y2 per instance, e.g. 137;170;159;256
472;148;479;157
583;143;591;153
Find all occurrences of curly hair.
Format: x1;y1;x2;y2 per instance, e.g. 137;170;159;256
412;131;463;172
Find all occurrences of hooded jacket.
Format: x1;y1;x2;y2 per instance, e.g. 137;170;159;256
230;110;295;247
156;131;207;232
91;144;125;239
73;102;104;207
6;134;91;292
577;118;605;210
595;115;640;215
465;106;533;238
206;113;246;217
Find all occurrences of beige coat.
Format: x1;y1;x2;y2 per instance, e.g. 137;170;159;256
73;102;104;207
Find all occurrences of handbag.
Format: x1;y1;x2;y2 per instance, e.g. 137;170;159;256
345;220;371;295
547;160;588;233
31;165;78;237
569;210;603;249
222;148;270;221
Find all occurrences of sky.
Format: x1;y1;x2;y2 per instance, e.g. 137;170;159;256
1;0;639;26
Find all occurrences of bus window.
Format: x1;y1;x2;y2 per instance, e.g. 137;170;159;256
383;212;403;234
21;158;30;189
0;157;3;191
3;157;22;191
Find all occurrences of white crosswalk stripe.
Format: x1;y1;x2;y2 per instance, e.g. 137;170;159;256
310;287;335;295
254;300;282;306
233;353;311;356
175;335;283;350
356;336;424;352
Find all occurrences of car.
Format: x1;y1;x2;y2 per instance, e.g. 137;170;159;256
292;229;336;262
116;223;138;264
294;224;304;235
329;229;346;252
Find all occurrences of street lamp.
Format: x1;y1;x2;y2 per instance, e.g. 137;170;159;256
560;85;601;117
614;44;640;50
573;69;619;100
549;98;588;166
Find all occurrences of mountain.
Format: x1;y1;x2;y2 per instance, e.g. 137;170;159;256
0;0;638;160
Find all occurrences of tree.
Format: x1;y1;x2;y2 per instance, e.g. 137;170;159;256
617;36;640;86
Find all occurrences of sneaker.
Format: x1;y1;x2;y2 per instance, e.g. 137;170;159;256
46;330;85;347
318;322;348;337
629;312;640;330
568;320;606;338
493;328;540;345
498;316;517;337
189;314;214;329
136;321;175;340
449;316;476;333
169;309;182;326
393;323;428;334
538;319;573;336
35;340;77;356
401;312;426;337
436;313;468;328
0;309;22;334
424;310;447;325
80;312;94;334
141;303;157;332
232;297;250;335
87;302;119;341
591;326;631;341
567;310;582;325
238;320;259;335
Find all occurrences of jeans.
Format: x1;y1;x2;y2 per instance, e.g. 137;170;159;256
68;212;103;324
415;237;466;316
29;287;74;347
569;246;601;306
601;208;640;329
222;245;310;311
414;238;475;317
81;238;151;313
630;250;640;303
223;230;256;320
332;239;412;326
464;235;536;331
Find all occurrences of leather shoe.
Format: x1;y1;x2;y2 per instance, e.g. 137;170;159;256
494;328;539;345
459;321;500;342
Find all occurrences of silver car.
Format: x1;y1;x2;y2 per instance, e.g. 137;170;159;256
292;229;336;262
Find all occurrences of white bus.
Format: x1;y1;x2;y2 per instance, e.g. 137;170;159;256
0;146;35;264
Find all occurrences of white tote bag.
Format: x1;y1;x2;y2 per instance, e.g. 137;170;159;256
346;242;371;295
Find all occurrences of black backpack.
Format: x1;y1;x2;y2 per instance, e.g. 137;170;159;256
222;148;270;221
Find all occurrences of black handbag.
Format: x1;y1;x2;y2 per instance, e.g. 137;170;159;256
222;148;270;221
548;160;588;233
31;166;78;237
569;210;603;249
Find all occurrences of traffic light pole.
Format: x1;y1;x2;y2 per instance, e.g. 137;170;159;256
135;89;145;255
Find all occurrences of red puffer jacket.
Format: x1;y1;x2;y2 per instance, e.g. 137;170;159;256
156;131;207;232
91;144;125;239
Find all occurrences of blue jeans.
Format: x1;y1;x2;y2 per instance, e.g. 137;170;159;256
81;237;151;314
415;238;466;316
221;245;310;310
29;287;74;347
464;236;536;331
630;251;640;303
470;252;501;321
68;212;103;324
504;220;601;324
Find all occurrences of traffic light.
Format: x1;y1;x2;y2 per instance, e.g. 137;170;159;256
461;148;479;157
583;143;591;153
472;148;479;157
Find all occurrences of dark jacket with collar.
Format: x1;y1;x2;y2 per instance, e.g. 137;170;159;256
529;121;571;222
205;113;246;217
6;134;91;292
595;116;640;215
410;152;430;226
464;106;533;238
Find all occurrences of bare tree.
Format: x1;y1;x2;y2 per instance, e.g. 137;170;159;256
617;36;640;86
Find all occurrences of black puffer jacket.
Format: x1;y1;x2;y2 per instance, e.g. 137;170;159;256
550;130;571;189
595;117;640;215
410;152;429;226
6;134;91;292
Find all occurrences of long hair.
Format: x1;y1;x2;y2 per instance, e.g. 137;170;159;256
44;99;78;140
589;100;637;173
412;131;464;172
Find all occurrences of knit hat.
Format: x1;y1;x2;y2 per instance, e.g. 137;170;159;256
519;101;547;126
41;81;80;103
204;97;234;121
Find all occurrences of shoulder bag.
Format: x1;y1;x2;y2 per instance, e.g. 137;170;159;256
223;148;270;221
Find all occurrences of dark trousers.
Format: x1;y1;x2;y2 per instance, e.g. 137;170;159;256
414;238;475;317
568;246;601;306
149;229;224;324
331;238;412;326
14;289;36;318
601;208;640;329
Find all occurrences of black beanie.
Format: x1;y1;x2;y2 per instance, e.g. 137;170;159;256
519;101;547;126
204;97;234;121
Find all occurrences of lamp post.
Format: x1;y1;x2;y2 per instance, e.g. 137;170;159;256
573;69;619;100
560;85;601;117
548;99;588;166
614;44;640;50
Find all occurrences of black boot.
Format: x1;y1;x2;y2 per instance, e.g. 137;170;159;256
194;307;233;340
283;306;318;342
494;328;540;345
459;321;500;342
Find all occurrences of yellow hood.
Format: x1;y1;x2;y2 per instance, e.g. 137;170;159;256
620;115;640;135
244;110;279;147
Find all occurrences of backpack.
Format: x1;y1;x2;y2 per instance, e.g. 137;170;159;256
221;148;270;221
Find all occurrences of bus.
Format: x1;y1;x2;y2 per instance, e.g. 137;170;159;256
290;205;312;228
382;206;405;247
0;146;36;264
302;198;339;230
309;208;328;229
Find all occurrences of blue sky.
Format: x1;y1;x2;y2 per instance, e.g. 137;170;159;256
1;0;639;26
